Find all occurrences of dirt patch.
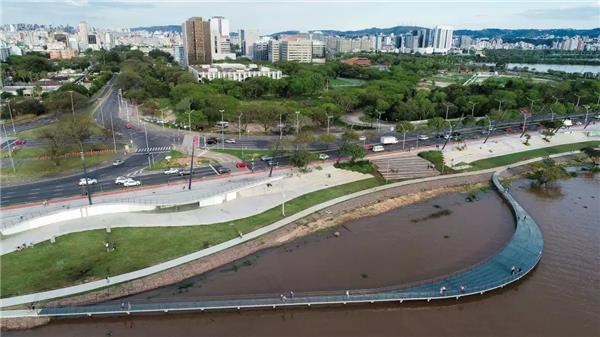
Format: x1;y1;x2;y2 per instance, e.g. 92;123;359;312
1;316;50;331
42;173;492;308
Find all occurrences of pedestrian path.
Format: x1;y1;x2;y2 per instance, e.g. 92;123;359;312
135;146;172;153
0;163;543;316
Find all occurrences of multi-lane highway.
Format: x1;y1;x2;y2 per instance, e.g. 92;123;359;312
2;84;596;208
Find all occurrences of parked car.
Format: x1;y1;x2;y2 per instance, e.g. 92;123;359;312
364;145;374;151
372;145;385;152
235;162;247;168
114;176;129;185
78;178;98;186
179;170;192;176
123;179;141;187
267;161;279;167
261;155;273;162
164;168;180;175
318;153;330;160
224;138;236;144
14;139;26;145
112;159;125;167
206;137;218;144
218;167;231;174
418;135;429;141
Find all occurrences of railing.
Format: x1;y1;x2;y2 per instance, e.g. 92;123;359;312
33;167;544;318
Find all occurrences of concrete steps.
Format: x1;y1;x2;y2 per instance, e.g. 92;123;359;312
372;153;439;180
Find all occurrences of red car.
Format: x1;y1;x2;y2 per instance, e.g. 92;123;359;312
14;139;26;145
126;123;133;129
235;162;247;168
364;144;374;151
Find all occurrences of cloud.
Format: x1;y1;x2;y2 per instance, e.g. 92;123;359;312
520;5;600;21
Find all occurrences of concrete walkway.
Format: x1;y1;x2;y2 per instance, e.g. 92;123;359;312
443;125;599;166
0;152;571;310
1;166;368;254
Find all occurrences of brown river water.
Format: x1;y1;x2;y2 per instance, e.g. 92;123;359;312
8;174;600;337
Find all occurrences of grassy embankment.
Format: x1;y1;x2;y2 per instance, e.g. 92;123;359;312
468;141;600;170
0;178;384;297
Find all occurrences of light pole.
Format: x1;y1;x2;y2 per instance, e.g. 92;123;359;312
143;121;152;168
377;110;382;133
186;110;192;135
443;102;451;120
495;99;504;113
469;102;477;117
583;105;590;126
108;102;117;153
279;113;283;140
398;123;406;150
295;111;300;135
6;100;16;134
526;97;539;115
219;109;225;150
238;113;243;140
326;114;333;135
2;123;16;173
71;92;92;205
574;94;583;112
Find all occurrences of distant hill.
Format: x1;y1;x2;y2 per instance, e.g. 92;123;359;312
455;28;600;39
130;25;600;39
131;25;181;33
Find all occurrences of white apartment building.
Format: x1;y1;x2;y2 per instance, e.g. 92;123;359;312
189;63;283;82
432;25;453;53
280;39;312;63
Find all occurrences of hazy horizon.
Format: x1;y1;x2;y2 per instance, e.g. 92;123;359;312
2;0;599;34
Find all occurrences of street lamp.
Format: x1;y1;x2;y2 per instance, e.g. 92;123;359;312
398;123;406;150
495;99;504;112
526;97;539;115
295;111;300;135
6;100;16;134
583;105;590;126
219;109;225;150
574;94;583;111
326;114;333;135
1;122;16;173
238;113;243;140
376;110;382;133
469;102;477;117
70;92;92;205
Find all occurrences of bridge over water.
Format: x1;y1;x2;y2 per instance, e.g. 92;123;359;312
33;169;543;318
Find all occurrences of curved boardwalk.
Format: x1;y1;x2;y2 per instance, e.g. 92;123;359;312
34;168;544;318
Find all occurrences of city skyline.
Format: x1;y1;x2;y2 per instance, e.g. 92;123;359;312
2;1;599;33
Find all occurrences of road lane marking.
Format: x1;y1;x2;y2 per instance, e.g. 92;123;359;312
208;164;220;175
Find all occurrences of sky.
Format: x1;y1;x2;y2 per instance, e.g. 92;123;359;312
2;0;599;34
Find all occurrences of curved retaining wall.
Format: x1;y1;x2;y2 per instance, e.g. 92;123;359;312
1;163;545;315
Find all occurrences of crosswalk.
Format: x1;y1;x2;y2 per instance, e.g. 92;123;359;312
135;146;172;153
126;169;145;177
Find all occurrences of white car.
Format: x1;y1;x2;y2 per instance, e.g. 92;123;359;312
78;178;98;186
418;135;430;141
358;135;367;141
224;138;236;144
318;153;330;160
112;159;125;167
164;168;180;175
122;179;141;187
114;176;129;184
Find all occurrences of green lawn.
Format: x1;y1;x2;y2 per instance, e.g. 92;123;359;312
468;141;600;170
212;148;273;161
148;150;187;171
329;77;365;88
334;160;377;175
0;178;383;297
0;153;115;183
418;150;456;174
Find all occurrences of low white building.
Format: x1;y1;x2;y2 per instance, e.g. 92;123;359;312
189;63;283;82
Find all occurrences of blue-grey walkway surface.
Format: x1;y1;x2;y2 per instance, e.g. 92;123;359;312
35;169;544;318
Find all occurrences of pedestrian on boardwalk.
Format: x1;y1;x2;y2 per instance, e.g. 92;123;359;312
121;302;125;310
346;290;350;298
511;266;516;275
106;276;110;283
290;291;294;299
460;285;466;293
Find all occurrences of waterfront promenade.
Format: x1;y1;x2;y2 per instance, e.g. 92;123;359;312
0;155;551;316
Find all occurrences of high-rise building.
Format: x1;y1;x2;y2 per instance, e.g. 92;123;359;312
173;45;186;66
77;21;89;50
268;39;280;62
239;29;259;58
253;40;269;61
209;16;233;60
280;39;312;63
182;17;212;65
432;25;453;53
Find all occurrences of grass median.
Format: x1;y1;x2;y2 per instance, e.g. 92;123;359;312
0;177;384;298
468;141;600;170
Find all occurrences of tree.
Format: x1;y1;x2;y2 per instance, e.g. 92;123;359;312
148;49;174;62
44;91;87;115
64;115;93;147
528;157;569;187
39;126;67;166
318;133;336;149
581;147;600;166
293;131;314;150
340;143;365;162
427;117;447;133
523;133;531;146
290;149;312;168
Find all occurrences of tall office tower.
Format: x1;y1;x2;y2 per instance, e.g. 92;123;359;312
182;17;212;65
432;25;453;52
239;29;259;58
173;45;186;65
268;39;280;62
209;16;235;60
77;21;89;50
252;40;269;61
